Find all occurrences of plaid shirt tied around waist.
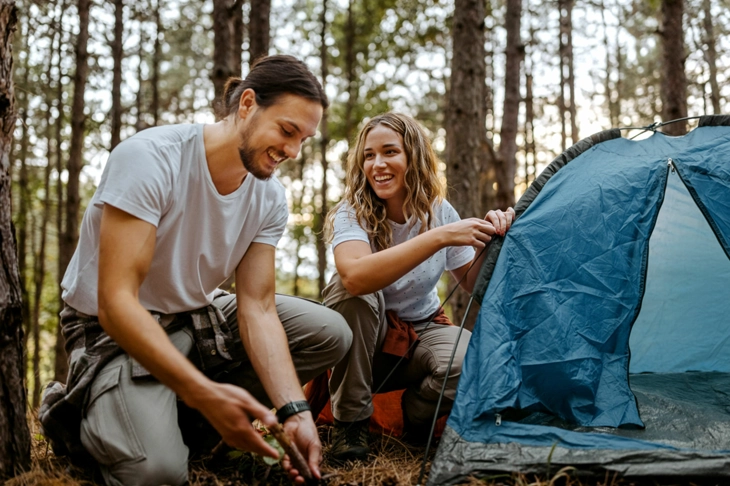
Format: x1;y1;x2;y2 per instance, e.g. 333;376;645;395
39;296;242;462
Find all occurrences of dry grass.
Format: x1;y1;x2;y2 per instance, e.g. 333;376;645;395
7;418;714;486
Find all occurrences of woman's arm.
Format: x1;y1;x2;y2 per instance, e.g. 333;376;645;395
334;217;497;296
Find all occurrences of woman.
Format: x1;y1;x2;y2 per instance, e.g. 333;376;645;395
322;112;515;462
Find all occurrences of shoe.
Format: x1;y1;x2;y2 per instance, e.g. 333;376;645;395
330;418;370;463
401;411;432;446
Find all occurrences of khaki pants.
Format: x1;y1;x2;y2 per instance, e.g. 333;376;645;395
322;274;471;425
78;293;351;486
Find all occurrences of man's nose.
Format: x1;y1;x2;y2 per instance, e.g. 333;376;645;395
284;141;300;160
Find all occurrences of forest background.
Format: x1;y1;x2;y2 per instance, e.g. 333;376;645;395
1;0;729;479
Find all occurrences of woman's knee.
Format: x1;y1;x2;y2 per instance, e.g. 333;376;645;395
322;308;353;362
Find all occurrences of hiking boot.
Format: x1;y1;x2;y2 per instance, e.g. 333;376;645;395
400;411;432;447
330;418;370;463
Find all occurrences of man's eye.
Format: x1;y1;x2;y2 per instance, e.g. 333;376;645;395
282;127;293;136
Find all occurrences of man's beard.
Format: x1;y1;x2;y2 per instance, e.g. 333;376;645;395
238;142;272;180
238;118;274;180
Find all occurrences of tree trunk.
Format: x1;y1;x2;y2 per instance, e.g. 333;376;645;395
57;0;91;382
54;1;67;385
524;68;535;186
557;0;577;148
110;0;124;150
601;1;619;127
701;0;720;114
134;9;146;132
566;2;577;145
316;0;329;296
0;1;32;478
249;0;270;64
152;0;161;126
446;0;493;328
494;0;521;211
343;0;356;149
32;1;61;409
231;0;243;73
660;0;688;135
212;0;235;103
15;17;30;353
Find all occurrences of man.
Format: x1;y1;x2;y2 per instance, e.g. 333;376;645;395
40;55;351;486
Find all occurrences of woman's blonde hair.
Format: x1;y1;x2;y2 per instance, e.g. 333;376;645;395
324;112;445;251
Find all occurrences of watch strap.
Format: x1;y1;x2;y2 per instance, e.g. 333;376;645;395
276;400;311;423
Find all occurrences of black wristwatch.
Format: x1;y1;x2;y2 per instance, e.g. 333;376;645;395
276;400;311;423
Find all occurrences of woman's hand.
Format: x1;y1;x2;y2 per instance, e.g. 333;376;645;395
438;218;497;249
484;207;516;236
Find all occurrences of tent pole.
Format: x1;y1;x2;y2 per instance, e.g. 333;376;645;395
417;293;476;486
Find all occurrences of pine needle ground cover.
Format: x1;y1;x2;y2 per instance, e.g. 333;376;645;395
7;418;717;486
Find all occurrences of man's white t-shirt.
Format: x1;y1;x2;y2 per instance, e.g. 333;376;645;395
331;200;475;321
62;124;288;316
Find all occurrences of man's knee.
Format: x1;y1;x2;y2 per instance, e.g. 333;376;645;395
103;453;188;486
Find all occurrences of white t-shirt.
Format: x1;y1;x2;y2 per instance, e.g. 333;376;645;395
62;124;289;315
332;200;475;321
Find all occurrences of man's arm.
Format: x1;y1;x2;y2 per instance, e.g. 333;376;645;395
234;243;321;482
97;204;279;458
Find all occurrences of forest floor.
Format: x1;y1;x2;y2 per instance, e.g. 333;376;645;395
7;417;713;486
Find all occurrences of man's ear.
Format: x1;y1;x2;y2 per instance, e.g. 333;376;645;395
237;88;257;120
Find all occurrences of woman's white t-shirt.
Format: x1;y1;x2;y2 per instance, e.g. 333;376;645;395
331;200;475;321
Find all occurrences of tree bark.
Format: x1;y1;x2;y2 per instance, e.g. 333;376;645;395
54;1;67;384
134;7;146;132
212;0;235;103
249;0;270;64
316;0;329;296
110;0;124;149
660;0;688;135
701;0;720;114
152;0;161;126
494;0;521;211
15;16;30;353
601;1;619;127
212;0;244;107
524;68;535;186
557;0;577;148
231;0;243;73
57;0;91;382
0;1;32;478
446;0;493;328
343;0;356;148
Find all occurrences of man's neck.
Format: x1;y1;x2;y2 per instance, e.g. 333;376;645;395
203;121;249;196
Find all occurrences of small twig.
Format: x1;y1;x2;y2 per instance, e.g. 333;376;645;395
269;423;317;484
210;440;233;465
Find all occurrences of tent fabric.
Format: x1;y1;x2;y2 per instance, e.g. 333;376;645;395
628;170;730;373
430;373;730;483
472;129;623;304
429;116;730;484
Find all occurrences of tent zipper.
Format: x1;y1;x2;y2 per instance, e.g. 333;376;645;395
668;158;676;173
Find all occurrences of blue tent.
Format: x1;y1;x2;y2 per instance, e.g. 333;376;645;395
429;116;730;484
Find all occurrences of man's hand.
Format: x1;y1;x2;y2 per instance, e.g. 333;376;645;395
184;381;280;460
280;412;322;484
